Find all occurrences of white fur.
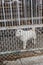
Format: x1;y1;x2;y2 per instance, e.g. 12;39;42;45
16;28;36;49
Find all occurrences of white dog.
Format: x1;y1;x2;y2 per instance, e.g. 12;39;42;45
16;28;36;49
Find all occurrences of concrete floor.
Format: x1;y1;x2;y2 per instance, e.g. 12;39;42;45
4;55;43;65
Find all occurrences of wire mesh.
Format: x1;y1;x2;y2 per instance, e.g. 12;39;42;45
0;0;43;63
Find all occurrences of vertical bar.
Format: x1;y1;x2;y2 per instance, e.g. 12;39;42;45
17;0;20;25
37;0;40;24
2;0;6;27
20;1;22;18
31;0;33;24
10;0;13;26
39;0;41;24
41;0;42;24
36;0;37;24
23;0;27;25
39;0;42;24
41;0;43;24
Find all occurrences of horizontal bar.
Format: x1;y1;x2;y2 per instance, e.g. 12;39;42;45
2;0;21;4
0;24;43;30
0;17;43;22
0;27;7;30
0;48;43;55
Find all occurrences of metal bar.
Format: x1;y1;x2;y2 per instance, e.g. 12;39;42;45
40;0;42;24
0;48;43;55
23;0;27;24
17;0;20;25
2;0;21;4
0;24;43;30
2;0;6;27
39;0;41;24
0;16;43;22
36;0;37;24
10;0;13;26
12;0;21;3
31;0;33;24
6;24;43;30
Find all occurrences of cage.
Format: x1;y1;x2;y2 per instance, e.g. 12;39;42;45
0;0;43;64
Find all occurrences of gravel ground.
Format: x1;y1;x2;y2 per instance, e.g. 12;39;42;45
4;55;43;65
